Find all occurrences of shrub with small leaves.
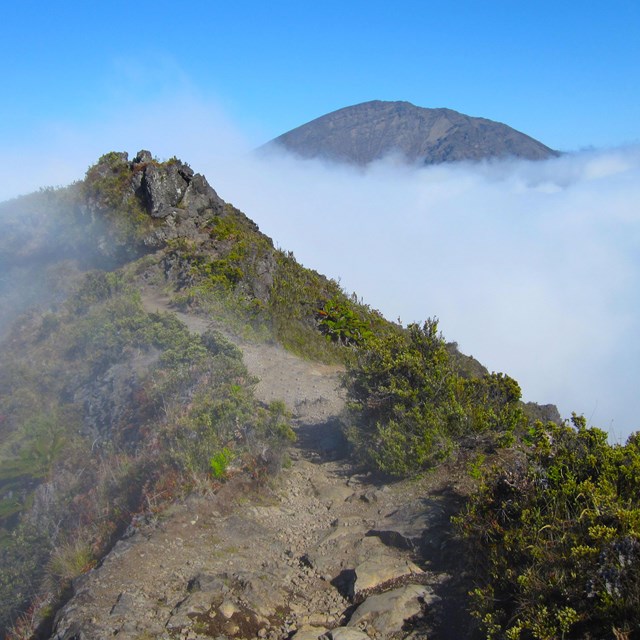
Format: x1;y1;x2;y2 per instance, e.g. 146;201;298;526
456;416;640;639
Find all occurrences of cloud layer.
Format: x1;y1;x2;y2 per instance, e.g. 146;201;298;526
1;97;639;440
209;143;640;441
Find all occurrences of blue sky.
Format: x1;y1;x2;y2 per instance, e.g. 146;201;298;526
2;1;640;438
2;0;638;153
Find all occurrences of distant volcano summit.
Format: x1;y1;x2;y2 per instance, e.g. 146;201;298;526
266;100;558;165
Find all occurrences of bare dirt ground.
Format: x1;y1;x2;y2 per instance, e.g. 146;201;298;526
49;294;471;640
139;290;345;425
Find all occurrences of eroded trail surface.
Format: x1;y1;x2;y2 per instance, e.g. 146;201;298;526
50;298;466;640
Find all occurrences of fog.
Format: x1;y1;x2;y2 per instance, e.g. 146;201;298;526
210;145;640;441
1;97;639;440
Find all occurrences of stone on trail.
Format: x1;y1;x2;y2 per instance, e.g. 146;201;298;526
352;555;424;596
347;584;439;637
292;624;329;640
327;628;372;640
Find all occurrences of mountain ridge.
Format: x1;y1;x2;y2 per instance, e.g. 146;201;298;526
4;151;636;640
265;100;559;165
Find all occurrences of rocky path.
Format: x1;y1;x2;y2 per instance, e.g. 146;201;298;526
49;296;465;640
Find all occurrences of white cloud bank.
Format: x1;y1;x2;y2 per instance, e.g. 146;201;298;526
1;96;639;440
209;145;640;441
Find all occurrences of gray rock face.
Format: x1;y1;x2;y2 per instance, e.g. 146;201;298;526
266;100;558;165
83;150;225;257
523;401;562;424
142;162;190;218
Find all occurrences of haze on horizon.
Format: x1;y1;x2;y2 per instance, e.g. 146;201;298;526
0;93;639;442
1;1;639;440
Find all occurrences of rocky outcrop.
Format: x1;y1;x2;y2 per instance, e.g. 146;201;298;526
0;149;228;279
81;150;226;260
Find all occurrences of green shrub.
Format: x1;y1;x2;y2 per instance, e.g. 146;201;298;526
210;448;235;480
455;371;526;438
344;319;461;475
317;296;374;347
456;416;640;639
344;319;525;476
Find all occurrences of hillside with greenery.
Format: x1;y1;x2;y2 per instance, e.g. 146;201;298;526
0;150;394;636
343;322;640;638
0;151;637;640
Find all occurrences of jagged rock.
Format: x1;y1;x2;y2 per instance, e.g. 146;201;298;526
347;584;439;637
133;149;153;164
181;173;224;217
141;162;190;217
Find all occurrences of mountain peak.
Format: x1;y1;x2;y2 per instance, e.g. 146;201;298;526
266;100;558;165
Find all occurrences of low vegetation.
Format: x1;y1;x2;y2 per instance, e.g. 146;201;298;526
455;417;640;640
342;317;640;638
166;205;388;363
0;269;294;634
2;151;638;639
343;319;524;475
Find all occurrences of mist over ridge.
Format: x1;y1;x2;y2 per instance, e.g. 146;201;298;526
1;96;639;439
214;143;640;441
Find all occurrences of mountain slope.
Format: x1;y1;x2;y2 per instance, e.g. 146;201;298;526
7;150;615;640
50;294;470;640
266;100;558;165
0;150;404;637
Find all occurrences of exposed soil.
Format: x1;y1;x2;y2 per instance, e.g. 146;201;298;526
49;295;474;640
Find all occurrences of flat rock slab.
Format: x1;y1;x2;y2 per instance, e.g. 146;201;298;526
328;628;372;640
353;555;424;595
311;479;354;510
347;584;439;637
292;627;372;640
292;625;329;640
368;499;447;552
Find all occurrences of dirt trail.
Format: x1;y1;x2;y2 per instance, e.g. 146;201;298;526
139;290;345;425
50;295;466;640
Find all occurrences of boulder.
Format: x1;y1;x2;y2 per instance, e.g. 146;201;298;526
141;162;190;217
327;628;372;640
292;625;329;640
347;584;438;637
352;555;424;596
367;500;447;552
